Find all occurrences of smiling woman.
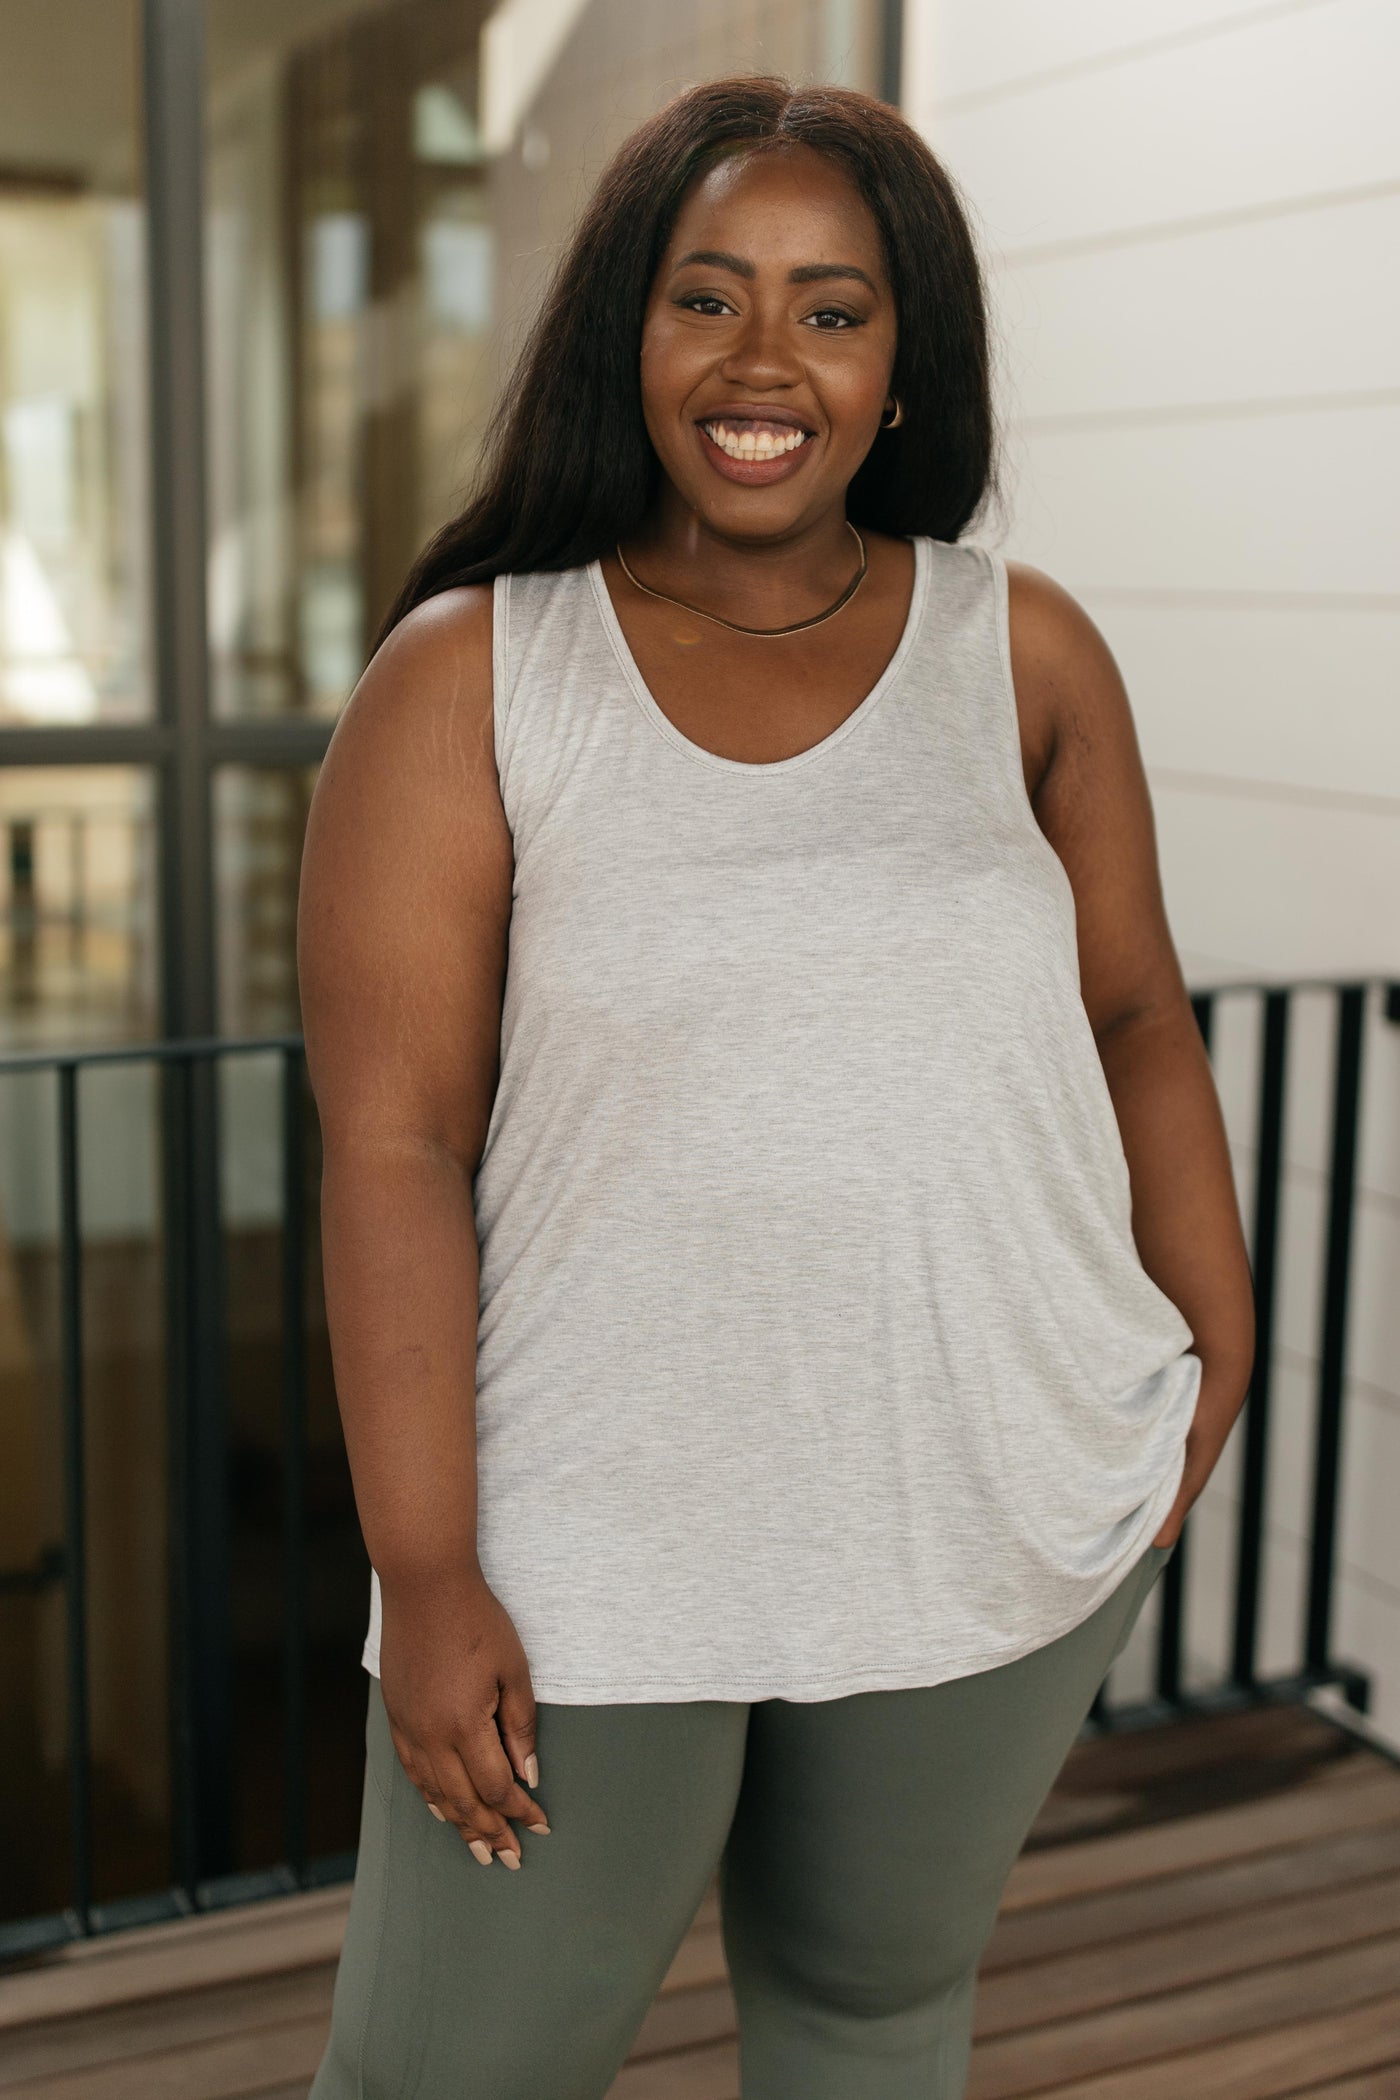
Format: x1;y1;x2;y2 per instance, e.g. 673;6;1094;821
366;76;998;649
300;71;1253;2100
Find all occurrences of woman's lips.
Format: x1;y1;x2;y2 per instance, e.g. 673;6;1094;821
696;422;817;485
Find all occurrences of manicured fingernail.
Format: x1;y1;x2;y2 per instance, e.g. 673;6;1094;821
427;1803;447;1822
468;1838;493;1865
497;1849;521;1870
526;1819;551;1835
525;1754;539;1789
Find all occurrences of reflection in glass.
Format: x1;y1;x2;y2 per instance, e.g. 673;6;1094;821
0;0;148;726
0;767;157;1052
204;0;882;725
206;1;497;721
214;765;318;1037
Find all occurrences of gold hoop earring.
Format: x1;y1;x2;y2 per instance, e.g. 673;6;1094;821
881;396;904;429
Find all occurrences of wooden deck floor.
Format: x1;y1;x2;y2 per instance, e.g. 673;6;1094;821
4;1700;1399;2098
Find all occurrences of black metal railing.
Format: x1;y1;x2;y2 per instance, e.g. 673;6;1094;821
0;978;1396;1956
1089;977;1394;1736
0;1032;341;1959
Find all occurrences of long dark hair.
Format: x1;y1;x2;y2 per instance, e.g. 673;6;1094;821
372;75;1002;654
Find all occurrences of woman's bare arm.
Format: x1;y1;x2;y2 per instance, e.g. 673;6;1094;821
297;585;548;1863
1007;562;1256;1547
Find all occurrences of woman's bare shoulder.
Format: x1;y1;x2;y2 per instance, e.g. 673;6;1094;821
1004;560;1135;747
337;583;496;765
297;582;513;1160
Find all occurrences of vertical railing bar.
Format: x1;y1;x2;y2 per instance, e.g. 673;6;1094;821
1233;988;1289;1687
190;1049;234;1885
1306;985;1366;1673
1155;1538;1185;1705
57;1061;93;1933
164;1050;199;1908
281;1046;309;1882
1190;991;1215;1056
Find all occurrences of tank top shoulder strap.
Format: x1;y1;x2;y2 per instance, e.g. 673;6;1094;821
491;567;513;747
900;537;1027;821
489;563;602;819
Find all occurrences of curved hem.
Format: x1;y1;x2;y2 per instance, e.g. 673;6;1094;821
357;1444;1185;1702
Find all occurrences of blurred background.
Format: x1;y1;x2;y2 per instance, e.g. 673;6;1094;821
0;0;1396;1991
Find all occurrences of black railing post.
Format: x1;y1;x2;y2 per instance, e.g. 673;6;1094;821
56;1061;93;1933
1305;985;1367;1674
1232;987;1289;1688
163;1049;235;1901
281;1046;309;1883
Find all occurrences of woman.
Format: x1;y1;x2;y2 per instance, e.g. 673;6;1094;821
301;75;1254;2100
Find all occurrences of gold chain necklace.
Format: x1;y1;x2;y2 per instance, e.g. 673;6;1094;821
614;521;867;638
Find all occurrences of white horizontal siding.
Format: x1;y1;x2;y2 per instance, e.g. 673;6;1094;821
916;0;1400;251
912;0;1400;1742
909;0;1326;106
995;191;1400;420
1152;785;1400;977
1082;605;1400;803
1010;407;1400;597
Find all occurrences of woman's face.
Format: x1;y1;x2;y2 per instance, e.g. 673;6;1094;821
638;142;898;542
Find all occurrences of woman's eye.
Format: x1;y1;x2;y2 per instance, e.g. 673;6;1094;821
676;295;861;329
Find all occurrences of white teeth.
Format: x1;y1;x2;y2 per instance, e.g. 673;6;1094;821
702;421;810;461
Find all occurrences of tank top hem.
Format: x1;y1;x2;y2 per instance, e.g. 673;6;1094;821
356;1437;1186;1703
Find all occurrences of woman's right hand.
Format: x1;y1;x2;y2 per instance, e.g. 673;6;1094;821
376;1561;550;1867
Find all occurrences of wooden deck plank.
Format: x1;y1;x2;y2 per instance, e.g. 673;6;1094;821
967;1933;1400;2098
0;1967;336;2086
0;1890;350;2031
1047;1702;1359;1795
1032;1989;1400;2100
977;1867;1400;2034
1291;2072;1400;2098
1025;1704;1364;1848
984;1816;1400;1970
1002;1762;1400;1910
0;2013;331;2100
0;1891;725;2091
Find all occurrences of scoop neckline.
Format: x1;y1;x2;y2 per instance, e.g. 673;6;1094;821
586;533;930;777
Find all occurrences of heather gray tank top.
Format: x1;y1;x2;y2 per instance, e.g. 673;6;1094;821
362;534;1201;1701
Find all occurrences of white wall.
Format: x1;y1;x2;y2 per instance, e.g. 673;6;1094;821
903;0;1400;1744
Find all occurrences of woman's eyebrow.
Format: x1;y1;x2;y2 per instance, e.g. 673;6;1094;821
670;247;877;293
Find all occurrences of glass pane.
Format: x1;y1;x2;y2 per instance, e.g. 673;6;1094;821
213;764;318;1037
0;0;149;727
204;0;885;723
206;0;497;722
0;766;159;1053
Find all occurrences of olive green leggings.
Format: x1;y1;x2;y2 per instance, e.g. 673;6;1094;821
310;1539;1172;2099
